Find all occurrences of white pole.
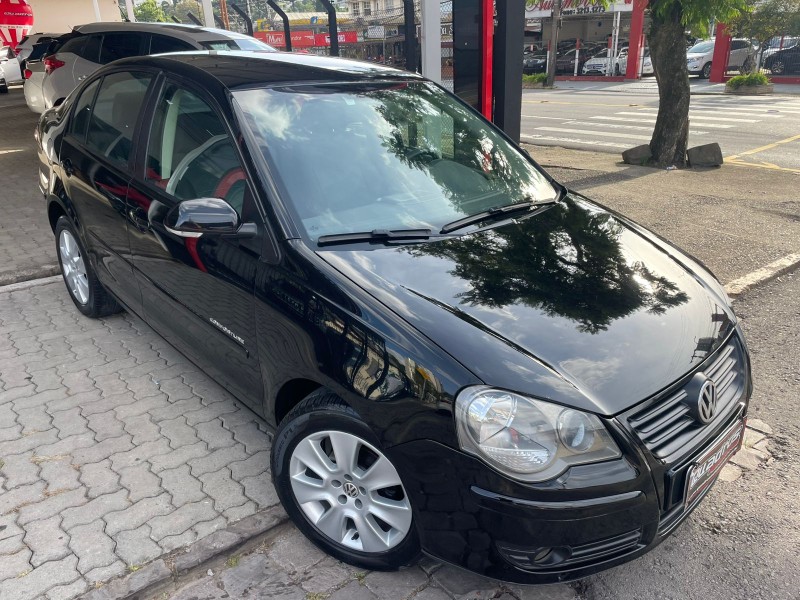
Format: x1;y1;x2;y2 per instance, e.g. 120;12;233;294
420;0;441;83
125;0;136;22
201;0;215;28
91;0;101;21
611;10;620;75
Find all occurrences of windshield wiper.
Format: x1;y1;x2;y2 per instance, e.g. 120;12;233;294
317;228;432;247
440;200;555;235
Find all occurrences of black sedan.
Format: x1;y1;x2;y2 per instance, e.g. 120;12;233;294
764;44;800;75
36;51;751;584
523;51;548;74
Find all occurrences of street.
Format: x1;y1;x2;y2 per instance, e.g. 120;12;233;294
521;86;800;173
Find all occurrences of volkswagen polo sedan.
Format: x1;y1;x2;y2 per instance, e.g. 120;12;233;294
36;51;751;584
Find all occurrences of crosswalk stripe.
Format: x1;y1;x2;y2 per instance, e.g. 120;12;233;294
690;104;800;115
563;120;709;135
636;108;783;119
615;111;760;123
535;127;653;141
521;134;629;148
589;115;735;128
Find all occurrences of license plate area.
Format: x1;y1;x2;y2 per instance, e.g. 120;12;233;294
684;419;745;506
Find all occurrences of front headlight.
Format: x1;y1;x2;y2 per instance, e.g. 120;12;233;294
455;387;621;482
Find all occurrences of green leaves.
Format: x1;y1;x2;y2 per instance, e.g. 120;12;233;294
649;0;749;36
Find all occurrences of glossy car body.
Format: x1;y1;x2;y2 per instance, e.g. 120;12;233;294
0;46;22;91
37;52;752;584
764;44;800;75
686;38;756;78
39;22;275;112
523;51;547;74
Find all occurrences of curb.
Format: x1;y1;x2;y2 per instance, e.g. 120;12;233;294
725;252;800;297
80;505;290;600
0;274;62;294
0;265;60;288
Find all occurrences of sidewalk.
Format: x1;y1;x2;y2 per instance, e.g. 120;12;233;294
545;78;800;96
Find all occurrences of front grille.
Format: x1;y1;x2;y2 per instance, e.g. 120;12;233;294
627;337;745;462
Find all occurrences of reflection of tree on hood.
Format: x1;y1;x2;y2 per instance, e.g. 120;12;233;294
409;198;689;335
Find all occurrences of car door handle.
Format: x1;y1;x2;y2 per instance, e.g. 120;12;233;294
61;158;74;176
129;208;150;232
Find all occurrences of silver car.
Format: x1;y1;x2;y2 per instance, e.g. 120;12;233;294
40;22;276;111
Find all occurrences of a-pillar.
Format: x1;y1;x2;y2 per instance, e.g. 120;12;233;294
625;0;648;80
710;24;732;83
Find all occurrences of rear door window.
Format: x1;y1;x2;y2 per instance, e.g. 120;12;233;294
57;36;87;57
85;71;153;167
68;78;100;143
81;35;102;63
99;33;144;64
149;35;195;54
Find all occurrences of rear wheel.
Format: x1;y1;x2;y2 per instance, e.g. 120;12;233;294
55;216;120;318
770;60;785;75
271;391;419;570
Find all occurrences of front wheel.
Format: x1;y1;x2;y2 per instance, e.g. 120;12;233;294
770;60;785;75
701;62;712;79
55;216;120;318
271;391;420;570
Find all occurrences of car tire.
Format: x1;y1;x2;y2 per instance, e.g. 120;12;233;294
55;216;121;318
271;390;420;571
0;83;8;94
770;60;785;75
701;62;712;79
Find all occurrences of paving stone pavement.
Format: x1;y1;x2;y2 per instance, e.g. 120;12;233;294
0;280;580;600
0;281;278;599
165;526;577;600
0;89;60;285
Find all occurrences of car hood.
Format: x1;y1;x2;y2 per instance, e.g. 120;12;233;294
317;196;736;416
687;52;709;60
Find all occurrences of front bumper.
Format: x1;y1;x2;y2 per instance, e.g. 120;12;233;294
388;333;751;584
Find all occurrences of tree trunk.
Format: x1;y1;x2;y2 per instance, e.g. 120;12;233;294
648;6;690;167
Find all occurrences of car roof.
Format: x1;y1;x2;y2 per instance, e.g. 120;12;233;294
73;21;254;41
112;50;421;90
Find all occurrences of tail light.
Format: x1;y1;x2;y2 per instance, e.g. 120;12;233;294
44;56;65;75
24;69;32;79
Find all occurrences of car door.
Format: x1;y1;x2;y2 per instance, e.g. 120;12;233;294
126;79;263;408
70;34;101;89
58;70;155;312
728;40;749;68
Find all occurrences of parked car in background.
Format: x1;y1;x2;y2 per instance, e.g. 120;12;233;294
23;38;61;113
555;48;591;74
582;48;613;75
40;22;276;111
15;33;62;70
37;50;752;585
761;36;799;63
764;44;800;75
523;50;547;74
0;46;22;92
613;47;653;76
686;38;757;78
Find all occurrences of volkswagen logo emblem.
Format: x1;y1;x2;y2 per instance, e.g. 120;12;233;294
343;482;359;498
697;379;718;424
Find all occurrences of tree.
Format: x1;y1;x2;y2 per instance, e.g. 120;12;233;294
731;0;800;65
648;0;747;167
135;0;169;22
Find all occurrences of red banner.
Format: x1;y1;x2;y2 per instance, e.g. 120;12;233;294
255;29;358;48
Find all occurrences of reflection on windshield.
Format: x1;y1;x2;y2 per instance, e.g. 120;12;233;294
407;197;689;334
235;82;556;241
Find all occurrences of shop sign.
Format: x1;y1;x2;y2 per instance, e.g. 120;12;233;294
525;0;634;19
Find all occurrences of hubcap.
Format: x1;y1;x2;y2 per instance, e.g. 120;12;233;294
58;229;89;305
289;430;413;553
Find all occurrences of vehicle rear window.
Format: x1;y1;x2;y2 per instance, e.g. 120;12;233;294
85;71;153;167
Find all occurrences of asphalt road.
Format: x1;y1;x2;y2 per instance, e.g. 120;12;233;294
582;269;800;600
521;88;800;173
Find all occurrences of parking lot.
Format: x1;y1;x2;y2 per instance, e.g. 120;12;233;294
0;80;799;600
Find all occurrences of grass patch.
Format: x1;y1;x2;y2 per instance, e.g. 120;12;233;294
306;593;329;600
225;555;240;568
354;572;367;585
522;73;548;84
726;72;770;89
127;564;141;573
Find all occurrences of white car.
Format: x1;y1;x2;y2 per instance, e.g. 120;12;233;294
0;46;23;92
614;47;653;76
40;22;276;111
582;48;615;75
686;38;757;78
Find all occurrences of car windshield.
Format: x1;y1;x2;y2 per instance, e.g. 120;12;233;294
235;81;558;242
201;38;276;51
688;41;714;54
